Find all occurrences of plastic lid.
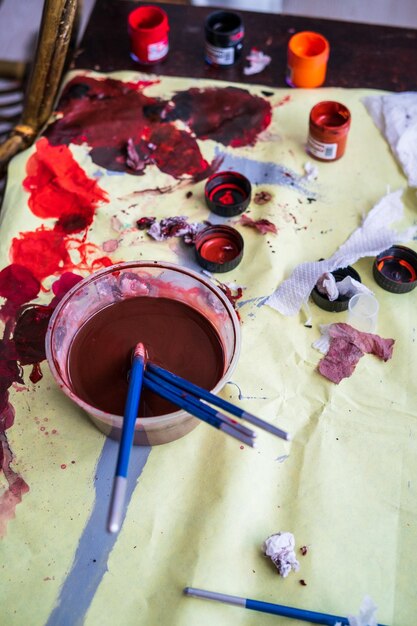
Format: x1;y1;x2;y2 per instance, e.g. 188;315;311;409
204;171;251;217
195;225;243;273
373;245;417;293
311;266;361;312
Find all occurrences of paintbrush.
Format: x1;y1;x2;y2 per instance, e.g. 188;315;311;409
147;362;290;441
107;342;146;534
183;588;389;626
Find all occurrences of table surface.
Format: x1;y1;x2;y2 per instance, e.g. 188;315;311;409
1;3;417;626
74;0;417;91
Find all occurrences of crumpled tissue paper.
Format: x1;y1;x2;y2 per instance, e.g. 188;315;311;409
267;189;417;316
363;91;417;187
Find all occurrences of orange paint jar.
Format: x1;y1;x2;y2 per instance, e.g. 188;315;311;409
307;101;351;161
287;31;329;88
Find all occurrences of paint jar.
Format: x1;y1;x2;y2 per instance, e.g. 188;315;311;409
347;293;379;334
286;31;330;88
128;5;169;65
45;262;241;446
195;225;244;273
307;101;351;162
204;171;251;216
373;245;417;293
205;11;244;67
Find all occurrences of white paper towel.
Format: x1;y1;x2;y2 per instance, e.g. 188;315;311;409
267;190;417;316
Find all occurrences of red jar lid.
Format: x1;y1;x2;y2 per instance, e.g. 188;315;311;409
204;171;251;217
373;245;417;293
195;225;244;273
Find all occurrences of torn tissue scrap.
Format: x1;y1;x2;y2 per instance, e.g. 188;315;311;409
140;216;206;245
314;323;395;384
243;48;272;76
262;531;300;578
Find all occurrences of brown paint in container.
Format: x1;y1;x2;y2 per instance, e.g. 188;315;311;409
45;262;241;445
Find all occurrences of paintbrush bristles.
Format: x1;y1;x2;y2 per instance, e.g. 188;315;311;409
133;342;147;361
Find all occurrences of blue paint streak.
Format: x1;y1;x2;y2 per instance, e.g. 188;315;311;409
214;148;315;196
46;438;151;626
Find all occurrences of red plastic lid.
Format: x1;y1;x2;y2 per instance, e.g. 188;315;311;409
195;225;244;273
204;171;251;217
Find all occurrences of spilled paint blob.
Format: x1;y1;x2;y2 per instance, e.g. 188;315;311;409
23;138;108;233
44;76;272;179
0;270;82;536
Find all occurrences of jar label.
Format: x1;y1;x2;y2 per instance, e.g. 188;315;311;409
147;39;169;62
205;42;235;66
307;135;337;160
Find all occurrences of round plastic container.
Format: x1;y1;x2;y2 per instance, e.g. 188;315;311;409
45;261;241;446
286;31;330;88
128;5;169;65
307;101;351;161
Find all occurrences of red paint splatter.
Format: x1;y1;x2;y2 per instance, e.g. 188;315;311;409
0;265;40;319
165;87;272;147
10;228;72;281
44;76;271;178
23;139;108;234
0;269;83;536
239;214;278;235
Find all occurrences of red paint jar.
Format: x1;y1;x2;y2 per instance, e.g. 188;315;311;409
128;6;169;65
307;101;351;161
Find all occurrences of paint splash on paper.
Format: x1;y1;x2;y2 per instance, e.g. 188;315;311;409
45;76;272;178
0;138;110;535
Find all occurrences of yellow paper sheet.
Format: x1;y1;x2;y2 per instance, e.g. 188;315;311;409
0;71;416;626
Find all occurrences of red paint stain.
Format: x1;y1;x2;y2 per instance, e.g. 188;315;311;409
45;76;271;177
23;138;108;233
165;87;272;148
0;270;83;536
61;464;67;470
239;214;278;235
11;228;72;281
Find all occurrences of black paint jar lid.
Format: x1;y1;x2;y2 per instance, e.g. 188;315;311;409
373;245;417;293
311;266;361;312
205;11;244;47
195;225;243;273
204;171;251;217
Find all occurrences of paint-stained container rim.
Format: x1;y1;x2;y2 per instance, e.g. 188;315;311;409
45;261;241;446
195;225;244;273
204;171;251;217
373;245;417;293
311;266;361;312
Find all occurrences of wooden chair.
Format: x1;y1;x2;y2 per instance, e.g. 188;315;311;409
0;0;79;182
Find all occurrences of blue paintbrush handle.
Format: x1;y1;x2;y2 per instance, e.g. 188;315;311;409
184;588;389;626
147;362;289;441
144;370;255;440
108;344;145;534
116;353;145;478
143;374;255;447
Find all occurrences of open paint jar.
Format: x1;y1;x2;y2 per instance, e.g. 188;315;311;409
45;261;241;445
